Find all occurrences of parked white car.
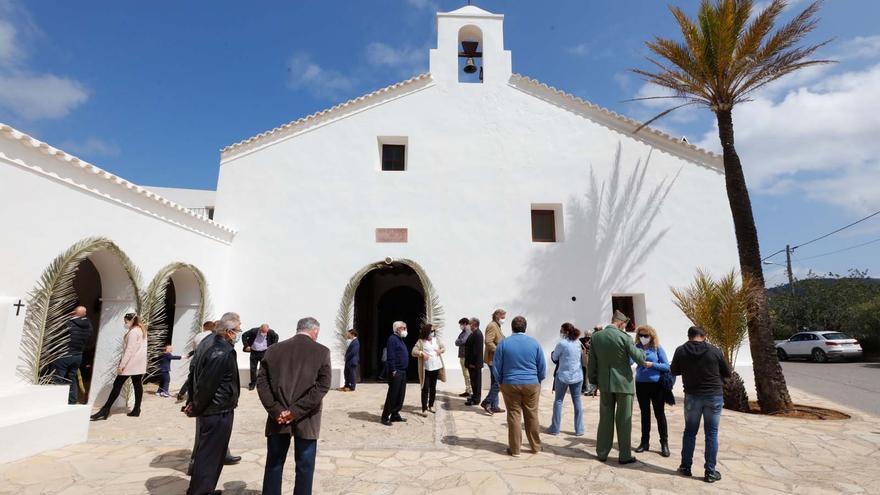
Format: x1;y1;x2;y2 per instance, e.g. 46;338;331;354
776;331;863;363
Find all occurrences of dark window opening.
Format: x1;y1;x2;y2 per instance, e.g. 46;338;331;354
612;296;637;333
381;144;406;171
531;210;556;242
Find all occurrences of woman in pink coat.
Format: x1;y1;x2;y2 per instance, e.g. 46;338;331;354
91;313;148;420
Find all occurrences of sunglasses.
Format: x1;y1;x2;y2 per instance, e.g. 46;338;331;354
637;334;650;338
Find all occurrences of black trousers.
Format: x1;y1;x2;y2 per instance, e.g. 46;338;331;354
421;369;440;411
381;371;407;420
98;374;143;414
188;411;234;495
344;363;358;390
468;366;482;404
249;350;266;386
52;354;82;404
636;381;668;443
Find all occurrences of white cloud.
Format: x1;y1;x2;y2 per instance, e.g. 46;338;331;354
838;35;880;60
567;43;589;56
59;137;120;158
696;63;880;214
631;82;700;124
406;0;438;10
0;1;89;120
365;42;427;76
0;73;88;119
286;52;356;100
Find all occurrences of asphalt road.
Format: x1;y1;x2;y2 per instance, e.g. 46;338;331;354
781;359;880;416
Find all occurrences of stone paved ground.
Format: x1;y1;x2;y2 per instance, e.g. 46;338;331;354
1;382;879;494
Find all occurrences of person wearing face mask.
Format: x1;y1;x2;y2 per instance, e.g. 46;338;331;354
633;325;671;457
90;312;147;420
454;318;473;398
412;323;446;415
548;323;585;437
588;310;652;464
481;309;507;415
183;311;242;495
381;321;410;426
257;317;331;495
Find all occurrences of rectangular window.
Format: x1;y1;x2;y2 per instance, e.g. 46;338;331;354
611;294;646;333
381;144;406;171
531;210;557;242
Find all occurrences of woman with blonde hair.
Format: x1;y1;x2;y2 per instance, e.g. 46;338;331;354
633;325;671;456
91;312;148;420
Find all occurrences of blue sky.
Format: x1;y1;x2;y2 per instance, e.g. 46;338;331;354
1;0;879;284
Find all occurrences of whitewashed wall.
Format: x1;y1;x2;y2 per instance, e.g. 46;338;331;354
215;10;742;380
0;131;233;403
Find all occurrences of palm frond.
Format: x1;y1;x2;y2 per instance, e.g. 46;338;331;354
17;237;143;384
141;263;209;379
334;259;444;357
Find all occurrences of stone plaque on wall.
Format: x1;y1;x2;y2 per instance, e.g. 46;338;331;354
376;228;408;243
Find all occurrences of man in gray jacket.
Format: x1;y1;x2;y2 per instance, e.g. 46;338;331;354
454;317;473;397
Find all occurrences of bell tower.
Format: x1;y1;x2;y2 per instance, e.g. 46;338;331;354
429;5;512;85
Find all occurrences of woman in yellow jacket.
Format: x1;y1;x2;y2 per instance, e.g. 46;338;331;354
412;323;446;415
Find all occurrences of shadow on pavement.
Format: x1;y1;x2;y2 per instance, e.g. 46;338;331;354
149;449;191;473
220;480;261;494
145;475;189;495
348;410;382;423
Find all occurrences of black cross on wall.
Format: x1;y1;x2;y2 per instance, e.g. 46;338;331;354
14;299;24;316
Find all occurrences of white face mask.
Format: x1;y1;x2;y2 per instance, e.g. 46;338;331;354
639;336;650;346
400;330;408;339
460;325;467;331
499;318;505;325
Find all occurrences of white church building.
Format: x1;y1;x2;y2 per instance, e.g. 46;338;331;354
0;6;739;462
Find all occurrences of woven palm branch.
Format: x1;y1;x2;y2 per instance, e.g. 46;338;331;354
17;237;143;384
334;259;444;357
141;263;210;380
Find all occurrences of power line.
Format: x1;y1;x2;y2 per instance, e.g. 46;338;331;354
794;236;880;262
762;207;880;261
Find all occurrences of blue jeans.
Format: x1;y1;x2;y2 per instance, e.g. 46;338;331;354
158;372;171;394
482;364;500;409
681;394;723;472
263;434;317;495
549;381;584;435
52;354;82;404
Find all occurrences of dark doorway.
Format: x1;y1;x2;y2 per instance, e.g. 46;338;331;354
162;279;176;345
612;296;636;333
354;263;425;382
72;258;102;404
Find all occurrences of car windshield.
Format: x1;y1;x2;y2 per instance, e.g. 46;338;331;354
822;333;851;340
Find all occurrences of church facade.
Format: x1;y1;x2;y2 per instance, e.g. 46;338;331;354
0;6;738;461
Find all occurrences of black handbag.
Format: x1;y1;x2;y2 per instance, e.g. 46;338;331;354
660;371;676;405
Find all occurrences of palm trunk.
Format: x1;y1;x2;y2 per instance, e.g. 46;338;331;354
716;109;793;413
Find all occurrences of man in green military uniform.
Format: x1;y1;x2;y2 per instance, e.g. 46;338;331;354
588;310;652;463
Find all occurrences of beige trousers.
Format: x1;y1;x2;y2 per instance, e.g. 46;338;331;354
500;383;542;455
459;357;472;394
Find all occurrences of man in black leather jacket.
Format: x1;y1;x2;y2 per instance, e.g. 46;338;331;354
52;306;92;404
184;313;241;495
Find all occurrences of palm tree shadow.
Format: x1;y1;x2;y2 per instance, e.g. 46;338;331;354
508;143;679;346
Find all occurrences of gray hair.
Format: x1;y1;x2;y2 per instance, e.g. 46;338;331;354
469;317;480;328
296;317;320;333
216;312;241;334
392;321;406;332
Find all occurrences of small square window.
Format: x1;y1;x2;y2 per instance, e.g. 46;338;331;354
531;210;556;242
381;144;406;171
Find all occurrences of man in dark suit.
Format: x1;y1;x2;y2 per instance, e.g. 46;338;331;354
381;321;410;426
242;324;279;391
340;329;360;391
257;317;331;495
52;305;92;404
464;317;485;406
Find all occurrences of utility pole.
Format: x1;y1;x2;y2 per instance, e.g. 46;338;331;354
785;244;795;295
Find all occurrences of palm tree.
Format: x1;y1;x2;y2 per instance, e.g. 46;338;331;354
632;0;831;413
672;269;758;412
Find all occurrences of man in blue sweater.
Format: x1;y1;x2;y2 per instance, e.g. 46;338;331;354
381;321;410;426
492;316;546;457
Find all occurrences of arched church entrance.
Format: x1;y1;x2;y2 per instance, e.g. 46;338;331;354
354;263;425;382
143;263;208;386
72;258;102;403
19;237;142;407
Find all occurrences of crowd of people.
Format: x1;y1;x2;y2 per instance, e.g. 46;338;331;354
55;303;731;494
